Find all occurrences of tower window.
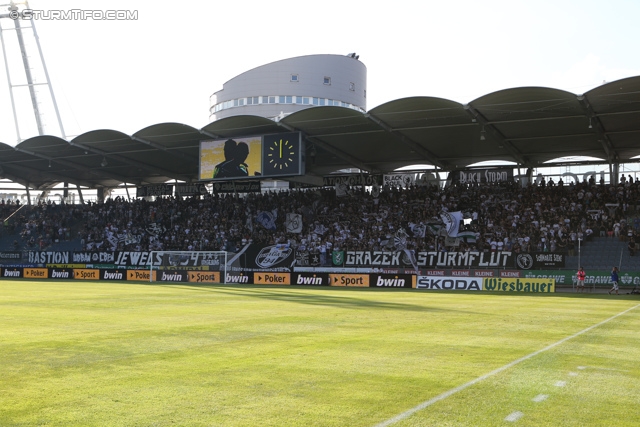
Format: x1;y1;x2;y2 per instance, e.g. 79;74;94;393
349;82;355;91
291;74;299;82
323;77;331;85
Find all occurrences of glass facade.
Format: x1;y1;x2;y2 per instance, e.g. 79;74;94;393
212;95;365;113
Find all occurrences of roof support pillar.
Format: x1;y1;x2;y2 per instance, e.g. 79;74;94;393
76;184;85;204
610;162;620;186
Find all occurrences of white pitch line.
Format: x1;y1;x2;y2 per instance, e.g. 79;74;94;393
373;303;639;427
568;372;578;376
532;394;548;402
554;380;567;387
505;411;524;422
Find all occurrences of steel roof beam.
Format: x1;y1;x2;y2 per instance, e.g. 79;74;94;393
276;122;380;173
577;95;618;162
463;104;529;166
68;140;192;183
131;135;198;162
365;112;446;169
13;146;144;186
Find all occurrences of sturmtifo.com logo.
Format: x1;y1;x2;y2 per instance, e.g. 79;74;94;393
7;9;138;20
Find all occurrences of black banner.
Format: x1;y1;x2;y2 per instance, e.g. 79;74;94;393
73;251;115;264
322;174;383;186
175;183;209;197
342;250;514;269
450;168;513;185
72;251;223;268
136;184;174;197
0;251;21;263
514;253;565;269
294;250;321;267
112;251;160;267
211;181;261;193
233;244;295;271
27;251;71;264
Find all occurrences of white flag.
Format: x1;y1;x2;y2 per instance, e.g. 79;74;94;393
440;211;463;237
286;213;303;233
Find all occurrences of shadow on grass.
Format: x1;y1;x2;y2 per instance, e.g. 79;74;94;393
152;283;460;313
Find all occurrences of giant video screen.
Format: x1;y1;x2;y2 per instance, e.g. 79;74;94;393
199;136;263;180
199;132;303;181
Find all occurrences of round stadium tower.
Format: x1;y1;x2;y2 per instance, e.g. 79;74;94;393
209;53;366;122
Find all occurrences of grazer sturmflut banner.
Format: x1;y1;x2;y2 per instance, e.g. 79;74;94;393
343;250;514;269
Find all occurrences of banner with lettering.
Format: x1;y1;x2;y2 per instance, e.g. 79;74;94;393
73;251;224;268
136;184;174;197
322;174;383;187
514;252;565;269
343;250;515;269
0;251;22;263
175;183;209;197
211;181;261;193
525;270;640;288
450;169;513;185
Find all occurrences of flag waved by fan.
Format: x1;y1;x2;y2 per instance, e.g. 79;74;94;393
440;210;463;237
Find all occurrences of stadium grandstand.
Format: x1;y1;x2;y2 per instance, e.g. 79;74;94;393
2;48;640;286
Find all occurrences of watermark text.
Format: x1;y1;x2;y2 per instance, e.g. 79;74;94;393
9;9;138;21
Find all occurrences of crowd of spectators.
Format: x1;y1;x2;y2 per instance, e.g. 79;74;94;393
4;174;640;258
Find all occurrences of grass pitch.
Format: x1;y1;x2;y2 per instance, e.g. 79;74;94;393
1;281;639;426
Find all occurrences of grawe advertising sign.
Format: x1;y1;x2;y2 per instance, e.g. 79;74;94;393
526;270;640;287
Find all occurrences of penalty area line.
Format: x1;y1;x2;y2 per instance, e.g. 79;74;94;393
373;303;640;427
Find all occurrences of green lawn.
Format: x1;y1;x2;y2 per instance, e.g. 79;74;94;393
1;281;639;426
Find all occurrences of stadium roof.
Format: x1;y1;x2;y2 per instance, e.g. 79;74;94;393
1;76;639;190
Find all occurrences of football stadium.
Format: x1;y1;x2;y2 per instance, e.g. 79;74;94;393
1;2;640;426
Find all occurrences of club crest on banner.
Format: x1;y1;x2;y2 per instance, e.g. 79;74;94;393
285;213;303;233
256;210;277;231
440;211;463;237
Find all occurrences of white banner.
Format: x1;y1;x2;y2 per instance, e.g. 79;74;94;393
286;213;303;233
440;211;463;237
416;276;483;291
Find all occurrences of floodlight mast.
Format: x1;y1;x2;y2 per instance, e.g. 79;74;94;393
0;0;67;143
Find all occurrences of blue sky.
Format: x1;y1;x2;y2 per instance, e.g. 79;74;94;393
1;0;639;145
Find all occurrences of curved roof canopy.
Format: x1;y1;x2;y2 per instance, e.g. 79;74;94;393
1;76;639;190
